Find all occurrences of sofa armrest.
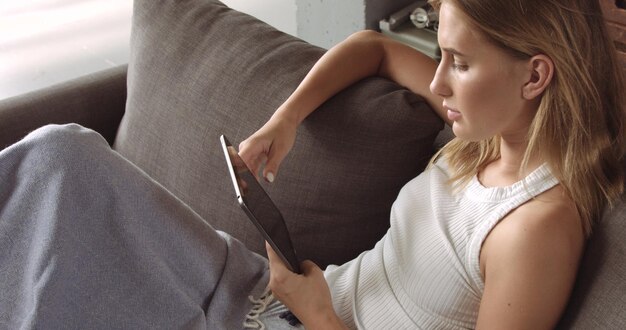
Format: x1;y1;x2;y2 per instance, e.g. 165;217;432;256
0;65;128;150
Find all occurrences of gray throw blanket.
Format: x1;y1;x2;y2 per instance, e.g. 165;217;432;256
0;124;271;329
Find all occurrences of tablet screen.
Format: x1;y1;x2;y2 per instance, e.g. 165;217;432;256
220;135;301;273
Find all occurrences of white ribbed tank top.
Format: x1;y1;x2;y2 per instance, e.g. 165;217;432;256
324;161;559;329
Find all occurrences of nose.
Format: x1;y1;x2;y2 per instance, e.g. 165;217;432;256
429;61;452;97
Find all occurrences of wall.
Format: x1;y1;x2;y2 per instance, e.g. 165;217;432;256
221;0;297;36
296;0;365;48
297;0;418;49
226;0;419;49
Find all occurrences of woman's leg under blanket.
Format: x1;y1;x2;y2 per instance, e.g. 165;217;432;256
0;124;269;329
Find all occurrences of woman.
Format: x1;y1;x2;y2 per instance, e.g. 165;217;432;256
240;0;625;328
0;0;623;329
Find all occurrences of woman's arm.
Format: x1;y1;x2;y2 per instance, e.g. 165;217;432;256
476;189;585;329
239;30;445;181
274;30;444;126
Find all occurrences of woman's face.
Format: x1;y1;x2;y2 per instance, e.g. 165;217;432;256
430;2;534;142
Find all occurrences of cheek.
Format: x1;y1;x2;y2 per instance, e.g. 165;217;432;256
456;74;519;116
454;78;490;112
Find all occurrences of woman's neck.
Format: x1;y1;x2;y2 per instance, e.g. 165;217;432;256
478;135;543;188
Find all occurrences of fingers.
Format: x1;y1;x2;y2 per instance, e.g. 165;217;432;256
240;139;285;183
266;241;294;292
266;242;320;278
238;140;264;180
262;142;289;183
238;115;297;183
265;241;289;271
265;242;335;327
265;241;277;262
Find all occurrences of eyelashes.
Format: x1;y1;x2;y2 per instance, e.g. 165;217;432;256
452;63;469;71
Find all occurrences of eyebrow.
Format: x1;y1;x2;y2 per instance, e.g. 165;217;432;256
441;47;467;57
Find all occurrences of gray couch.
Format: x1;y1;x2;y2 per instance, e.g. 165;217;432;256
1;0;624;328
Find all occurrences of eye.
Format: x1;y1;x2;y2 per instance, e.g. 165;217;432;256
452;63;469;71
448;54;468;71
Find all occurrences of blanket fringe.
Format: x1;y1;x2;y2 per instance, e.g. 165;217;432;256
243;287;274;329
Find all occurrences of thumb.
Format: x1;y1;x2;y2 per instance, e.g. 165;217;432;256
300;260;321;275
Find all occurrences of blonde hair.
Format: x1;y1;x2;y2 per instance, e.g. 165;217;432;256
429;0;626;235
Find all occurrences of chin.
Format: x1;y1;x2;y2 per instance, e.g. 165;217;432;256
451;124;488;142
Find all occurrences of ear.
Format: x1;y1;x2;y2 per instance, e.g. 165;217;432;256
522;54;554;100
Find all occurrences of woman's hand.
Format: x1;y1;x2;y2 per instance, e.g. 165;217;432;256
238;112;298;183
265;242;347;330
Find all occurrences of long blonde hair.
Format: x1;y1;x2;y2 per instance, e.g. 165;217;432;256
429;0;626;235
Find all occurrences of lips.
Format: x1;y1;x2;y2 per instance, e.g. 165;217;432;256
444;104;461;121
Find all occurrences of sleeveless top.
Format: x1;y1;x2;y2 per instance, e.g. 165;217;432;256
324;161;559;329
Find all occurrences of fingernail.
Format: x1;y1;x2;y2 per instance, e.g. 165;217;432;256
266;172;275;183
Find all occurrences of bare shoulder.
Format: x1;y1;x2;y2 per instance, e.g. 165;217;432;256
481;185;584;274
498;185;582;245
476;185;586;329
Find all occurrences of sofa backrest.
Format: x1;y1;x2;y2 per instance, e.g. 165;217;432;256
557;194;626;328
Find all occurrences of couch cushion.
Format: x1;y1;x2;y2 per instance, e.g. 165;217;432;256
557;195;626;329
114;0;443;267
